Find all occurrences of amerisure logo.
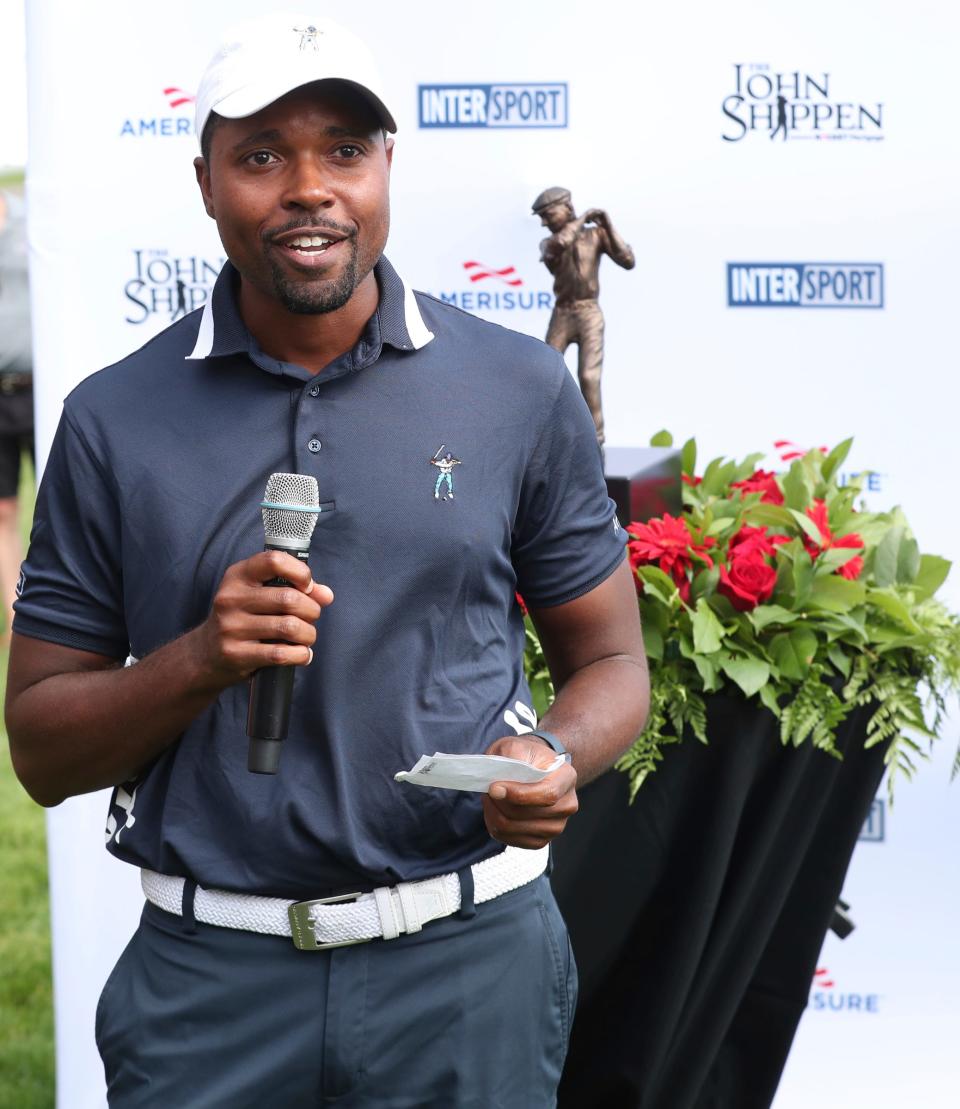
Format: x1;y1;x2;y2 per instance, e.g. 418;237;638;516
772;442;885;495
727;263;884;308
418;83;567;128
427;262;554;313
120;87;195;138
810;967;881;1014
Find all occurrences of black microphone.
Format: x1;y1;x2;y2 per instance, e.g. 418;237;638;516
247;472;321;774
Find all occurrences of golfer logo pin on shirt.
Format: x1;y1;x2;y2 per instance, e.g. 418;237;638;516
429;444;462;501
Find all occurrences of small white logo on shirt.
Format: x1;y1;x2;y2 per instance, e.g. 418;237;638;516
15;568;25;597
105;782;139;845
503;700;537;735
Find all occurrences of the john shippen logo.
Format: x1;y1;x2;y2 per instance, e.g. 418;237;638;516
124;249;225;325
722;64;884;143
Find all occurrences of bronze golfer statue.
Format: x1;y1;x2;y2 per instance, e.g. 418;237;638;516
533;187;635;448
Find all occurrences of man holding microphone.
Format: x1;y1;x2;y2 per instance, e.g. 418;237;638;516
6;14;647;1106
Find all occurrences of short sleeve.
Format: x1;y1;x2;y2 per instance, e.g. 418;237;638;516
13;409;128;656
512;363;626;607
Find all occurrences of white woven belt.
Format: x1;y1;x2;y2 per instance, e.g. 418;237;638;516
141;845;548;951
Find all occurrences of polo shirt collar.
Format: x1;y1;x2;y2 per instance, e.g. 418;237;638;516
185;255;434;362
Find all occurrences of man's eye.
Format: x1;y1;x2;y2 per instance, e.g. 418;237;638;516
245;150;276;166
336;145;363;159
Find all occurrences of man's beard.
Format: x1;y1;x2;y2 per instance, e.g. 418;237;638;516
267;240;362;315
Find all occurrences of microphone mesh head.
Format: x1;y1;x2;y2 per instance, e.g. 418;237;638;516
261;473;320;548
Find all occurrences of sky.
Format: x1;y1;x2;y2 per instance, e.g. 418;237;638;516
0;0;27;168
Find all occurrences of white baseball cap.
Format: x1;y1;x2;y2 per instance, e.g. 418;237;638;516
195;13;396;150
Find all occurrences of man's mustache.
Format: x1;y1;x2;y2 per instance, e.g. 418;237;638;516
265;218;355;244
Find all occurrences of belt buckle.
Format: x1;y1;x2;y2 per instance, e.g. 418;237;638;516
288;891;369;952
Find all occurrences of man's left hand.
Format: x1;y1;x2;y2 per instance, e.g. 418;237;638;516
482;736;578;850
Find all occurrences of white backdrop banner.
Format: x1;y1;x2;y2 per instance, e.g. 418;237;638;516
24;1;959;1105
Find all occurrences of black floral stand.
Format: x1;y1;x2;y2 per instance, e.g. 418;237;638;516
551;696;886;1109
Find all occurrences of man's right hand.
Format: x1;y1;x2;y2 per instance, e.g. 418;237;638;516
192;550;334;688
6;550;334;806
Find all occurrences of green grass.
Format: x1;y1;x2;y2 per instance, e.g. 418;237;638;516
0;461;55;1109
0;169;25;189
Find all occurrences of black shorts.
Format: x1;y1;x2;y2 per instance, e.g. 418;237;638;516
0;381;34;498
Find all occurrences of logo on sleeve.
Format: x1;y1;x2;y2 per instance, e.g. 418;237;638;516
429;444;462;501
15;568;25;597
504;701;538;735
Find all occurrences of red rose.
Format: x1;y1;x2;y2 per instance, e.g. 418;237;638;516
731;470;785;506
728;525;789;559
718;549;777;611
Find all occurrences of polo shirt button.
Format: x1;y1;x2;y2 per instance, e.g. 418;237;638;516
308;438;322;453
308;384;320;397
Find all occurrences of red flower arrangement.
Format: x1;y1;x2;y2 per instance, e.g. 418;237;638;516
522;434;960;801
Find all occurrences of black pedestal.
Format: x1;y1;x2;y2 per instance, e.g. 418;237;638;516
551;699;886;1109
604;447;682;527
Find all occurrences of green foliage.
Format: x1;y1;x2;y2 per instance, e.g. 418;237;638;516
523;616;554;721
0;463;55;1107
615;663;705;800
522;435;960;800
0;652;55;1109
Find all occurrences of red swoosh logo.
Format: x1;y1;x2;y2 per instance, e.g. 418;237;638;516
462;261;523;287
163;87;196;109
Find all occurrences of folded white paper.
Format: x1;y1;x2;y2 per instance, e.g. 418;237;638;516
394;752;566;793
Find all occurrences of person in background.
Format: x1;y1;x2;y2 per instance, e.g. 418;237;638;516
0;186;34;645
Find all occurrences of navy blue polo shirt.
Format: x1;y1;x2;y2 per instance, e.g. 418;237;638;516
14;256;625;899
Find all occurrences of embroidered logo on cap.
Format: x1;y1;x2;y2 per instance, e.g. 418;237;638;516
294;25;321;51
429;444;462;501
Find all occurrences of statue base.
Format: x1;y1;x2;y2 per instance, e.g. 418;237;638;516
604;446;682;526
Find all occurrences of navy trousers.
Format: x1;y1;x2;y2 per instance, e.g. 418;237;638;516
96;874;577;1107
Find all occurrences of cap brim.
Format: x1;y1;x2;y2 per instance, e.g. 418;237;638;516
214;77;396;133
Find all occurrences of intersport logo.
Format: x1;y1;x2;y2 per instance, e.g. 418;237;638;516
418;83;567;128
727;263;884;308
859;799;885;842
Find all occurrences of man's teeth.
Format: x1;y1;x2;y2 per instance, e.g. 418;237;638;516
288;235;333;250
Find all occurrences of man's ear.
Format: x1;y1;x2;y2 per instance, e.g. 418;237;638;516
384;136;395;172
194;157;215;219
